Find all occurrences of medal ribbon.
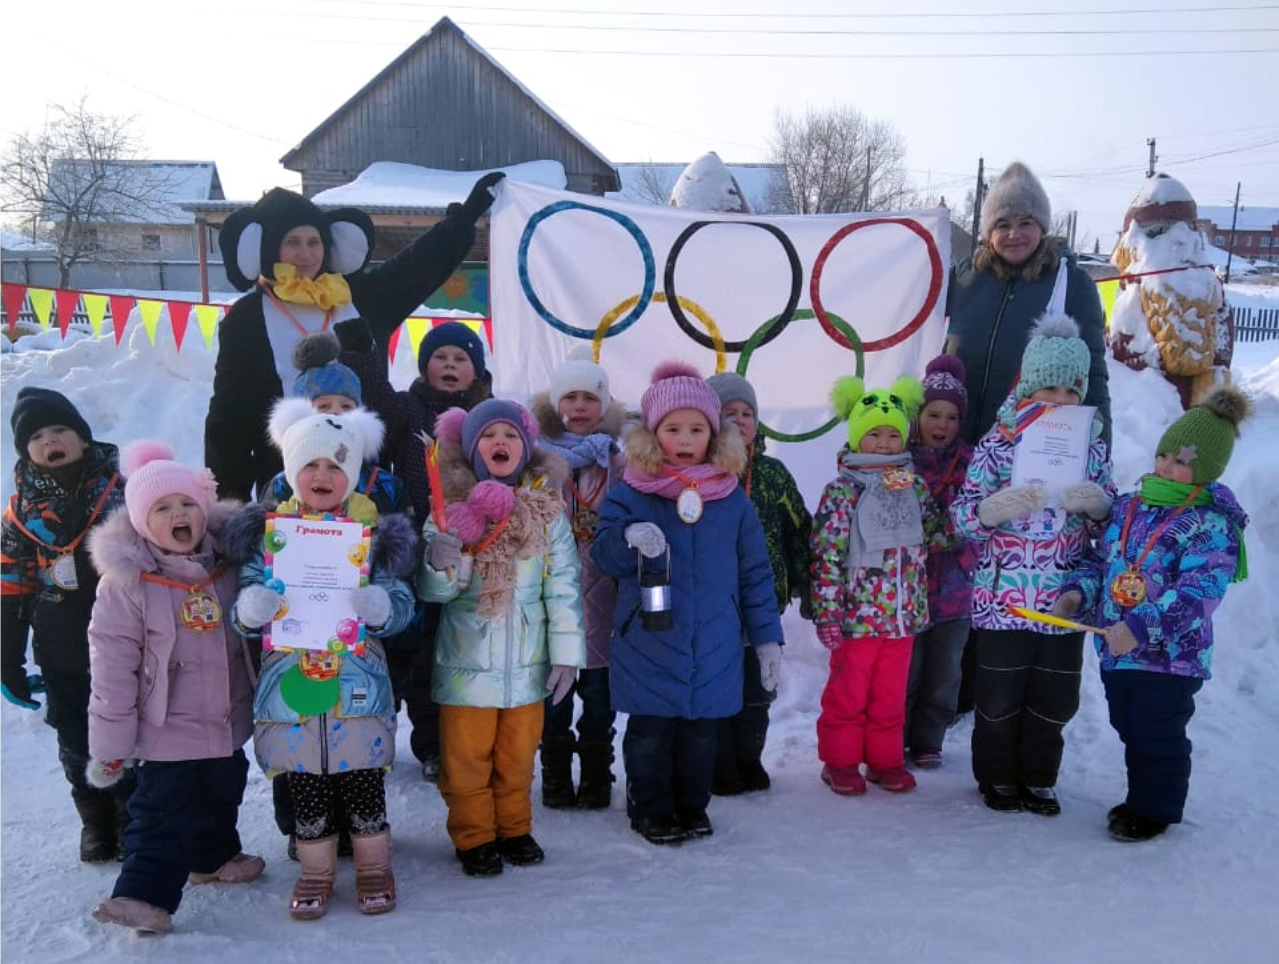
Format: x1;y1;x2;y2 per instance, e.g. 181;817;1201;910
566;468;606;513
465;516;510;557
4;473;120;564
138;563;228;594
929;448;964;500
260;278;335;336
1117;485;1204;578
658;466;729;491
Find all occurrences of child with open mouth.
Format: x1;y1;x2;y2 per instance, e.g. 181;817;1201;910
85;443;264;935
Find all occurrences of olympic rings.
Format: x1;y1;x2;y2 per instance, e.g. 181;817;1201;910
594;292;729;373
518;201;656;338
664;221;803;352
809;218;944;353
737;309;864;443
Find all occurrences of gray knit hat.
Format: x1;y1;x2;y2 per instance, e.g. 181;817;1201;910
707;372;758;417
981;162;1051;240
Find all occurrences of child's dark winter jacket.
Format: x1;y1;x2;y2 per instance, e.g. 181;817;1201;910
810;448;936;639
592;426;781;720
744;438;812;613
910;438;977;623
86;501;257;763
1062;483;1247;679
1;442;122;684
227;503;418;776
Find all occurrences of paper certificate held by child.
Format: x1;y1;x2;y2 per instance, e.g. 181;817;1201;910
262;513;372;654
1010;402;1096;540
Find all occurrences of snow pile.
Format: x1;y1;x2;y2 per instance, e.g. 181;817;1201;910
312;160;567;209
668;152;750;214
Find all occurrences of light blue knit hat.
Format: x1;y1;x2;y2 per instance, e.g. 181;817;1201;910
1016;313;1090;401
290;331;362;404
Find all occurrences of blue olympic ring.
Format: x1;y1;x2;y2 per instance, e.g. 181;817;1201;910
517;201;656;338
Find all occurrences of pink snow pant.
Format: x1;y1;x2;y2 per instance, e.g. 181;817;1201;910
817;635;913;770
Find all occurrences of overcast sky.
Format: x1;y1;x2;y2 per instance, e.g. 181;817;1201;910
3;0;1276;250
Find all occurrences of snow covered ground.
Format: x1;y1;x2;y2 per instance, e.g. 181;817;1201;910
2;284;1278;962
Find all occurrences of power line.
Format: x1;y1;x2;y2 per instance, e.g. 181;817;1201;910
486;45;1279;59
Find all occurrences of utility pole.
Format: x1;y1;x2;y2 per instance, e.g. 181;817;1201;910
1224;181;1242;284
1146;138;1158;177
971;157;985;244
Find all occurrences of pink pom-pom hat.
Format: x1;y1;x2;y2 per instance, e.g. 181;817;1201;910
640;360;723;433
122;440;218;542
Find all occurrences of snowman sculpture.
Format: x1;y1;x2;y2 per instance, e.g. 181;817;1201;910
1108;173;1233;408
669;152;751;213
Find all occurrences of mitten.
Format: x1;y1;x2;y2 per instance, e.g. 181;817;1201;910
332;317;375;353
1105;621;1140;657
1;672;42;711
428;530;464;570
86;758;133;789
756;642;783;695
1052;590;1083;619
1060;482;1112;520
977;485;1047;528
350;585;392;628
816;623;843;651
235;585;286;629
545;665;576;705
624;522;667;559
459;172;505;223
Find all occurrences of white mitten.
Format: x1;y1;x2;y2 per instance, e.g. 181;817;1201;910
756;642;783;695
86;758;134;789
350;585;392;628
977;485;1047;528
235;585;286;629
624;522;667;559
545;665;576;705
1060;482;1112;520
1106;621;1140;656
428;530;464;570
1053;590;1083;619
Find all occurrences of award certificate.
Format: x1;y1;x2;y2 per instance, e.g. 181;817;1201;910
1010;403;1096;541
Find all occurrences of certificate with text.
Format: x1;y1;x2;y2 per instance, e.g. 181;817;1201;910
1009;404;1096;542
263;514;371;653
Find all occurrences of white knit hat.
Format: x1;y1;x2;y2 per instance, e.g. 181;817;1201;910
549;347;610;409
269;397;385;503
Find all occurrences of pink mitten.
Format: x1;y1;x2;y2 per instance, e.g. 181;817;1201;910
816;623;844;651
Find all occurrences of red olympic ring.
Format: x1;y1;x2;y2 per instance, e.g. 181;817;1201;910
809;218;944;353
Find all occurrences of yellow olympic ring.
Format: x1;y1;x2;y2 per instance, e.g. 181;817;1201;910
593;293;727;373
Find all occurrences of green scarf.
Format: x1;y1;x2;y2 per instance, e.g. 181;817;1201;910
1138;476;1247;582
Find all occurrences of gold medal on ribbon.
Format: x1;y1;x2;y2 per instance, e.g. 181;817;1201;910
1109;569;1147;608
298;650;342;681
51;553;79;590
180;591;223;632
676;487;704;524
882;466;914;492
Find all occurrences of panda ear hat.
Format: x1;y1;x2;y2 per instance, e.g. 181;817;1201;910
218;187;376;292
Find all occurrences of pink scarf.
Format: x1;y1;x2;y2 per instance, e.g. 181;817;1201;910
624;462;739;502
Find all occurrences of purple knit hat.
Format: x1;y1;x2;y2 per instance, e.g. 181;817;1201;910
921;354;968;420
640;361;723;434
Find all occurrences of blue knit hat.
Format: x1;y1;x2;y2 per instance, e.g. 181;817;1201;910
461;398;535;484
1017;313;1091;401
418;321;486;379
290;331;362;404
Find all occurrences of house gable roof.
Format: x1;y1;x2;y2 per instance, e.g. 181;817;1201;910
42;160;223;225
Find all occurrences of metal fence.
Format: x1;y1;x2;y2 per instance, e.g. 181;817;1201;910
1234;306;1279;343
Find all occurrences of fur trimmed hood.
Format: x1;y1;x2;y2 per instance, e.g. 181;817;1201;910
222;503;419;580
529;391;636;442
624;420;748;477
88;499;244;583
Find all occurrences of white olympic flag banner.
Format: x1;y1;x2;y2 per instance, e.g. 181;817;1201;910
488;181;950;448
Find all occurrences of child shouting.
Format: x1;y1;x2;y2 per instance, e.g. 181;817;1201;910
86;443;263;935
593;362;782;845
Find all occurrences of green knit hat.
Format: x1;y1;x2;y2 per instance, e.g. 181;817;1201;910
831;375;924;450
1156;387;1253;484
1017;312;1091;401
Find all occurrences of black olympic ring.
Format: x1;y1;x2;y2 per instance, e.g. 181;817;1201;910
663;220;802;353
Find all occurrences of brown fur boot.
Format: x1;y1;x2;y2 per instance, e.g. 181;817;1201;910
351;829;396;915
290;836;338;920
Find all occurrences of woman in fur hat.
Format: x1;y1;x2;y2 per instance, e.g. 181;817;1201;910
415;399;586;877
945;161;1112;448
204;173;503;504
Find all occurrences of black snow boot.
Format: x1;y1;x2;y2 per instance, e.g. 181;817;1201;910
711;719;746;796
576;740;615;810
74;794;118;864
111;795;131;861
734;705;771;793
540;735;577;809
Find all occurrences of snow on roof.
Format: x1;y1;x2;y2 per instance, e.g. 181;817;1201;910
610;162;788;213
310;160;566;209
0;230;53;252
1130;173;1194;207
43;160;222;225
1197;236;1257;274
1197;205;1279;232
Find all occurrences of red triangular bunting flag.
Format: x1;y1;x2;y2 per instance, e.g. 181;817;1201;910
168;301;192;350
108;295;135;345
482;317;493;349
55;289;81;338
2;283;27;331
387;325;402;362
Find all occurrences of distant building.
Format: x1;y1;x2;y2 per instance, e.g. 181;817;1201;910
1195;205;1279;263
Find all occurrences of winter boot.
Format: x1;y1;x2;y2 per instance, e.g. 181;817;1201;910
111;795;131;862
576;740;615;810
290;835;338;920
74;794;117;863
351;829;397;914
734;706;772;793
92;896;171;935
711;720;746;796
188;852;266;885
540;735;577;809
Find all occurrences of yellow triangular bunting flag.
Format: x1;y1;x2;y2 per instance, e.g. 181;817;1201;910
405;317;431;362
194;304;221;349
81;293;109;338
28;289;54;330
137;299;163;345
